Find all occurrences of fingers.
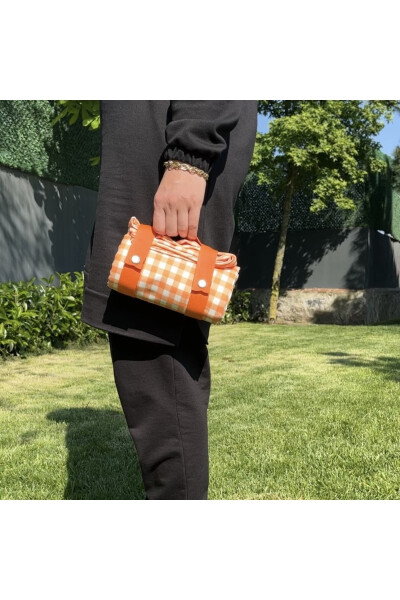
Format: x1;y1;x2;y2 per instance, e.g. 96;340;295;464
177;210;189;238
152;205;166;236
153;208;192;238
187;205;201;240
153;169;206;238
165;210;179;237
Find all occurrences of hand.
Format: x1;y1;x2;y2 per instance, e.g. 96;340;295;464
153;168;206;240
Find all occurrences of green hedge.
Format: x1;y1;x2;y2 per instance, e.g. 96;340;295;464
0;100;100;190
0;272;107;359
0;273;252;359
220;290;251;324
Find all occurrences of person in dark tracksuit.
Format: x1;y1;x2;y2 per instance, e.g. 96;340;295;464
81;100;258;500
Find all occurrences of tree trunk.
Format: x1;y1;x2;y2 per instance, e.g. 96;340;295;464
268;164;296;323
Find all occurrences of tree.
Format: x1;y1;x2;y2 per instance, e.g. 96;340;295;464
392;145;400;193
51;101;100;165
249;100;400;323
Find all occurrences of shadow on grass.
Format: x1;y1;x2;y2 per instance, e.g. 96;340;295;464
47;407;145;500
323;353;400;384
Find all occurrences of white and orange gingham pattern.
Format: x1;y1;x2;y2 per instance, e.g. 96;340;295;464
107;217;240;323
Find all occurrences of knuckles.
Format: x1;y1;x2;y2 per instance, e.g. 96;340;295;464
154;193;196;210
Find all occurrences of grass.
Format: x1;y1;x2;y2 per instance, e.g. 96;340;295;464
1;323;400;499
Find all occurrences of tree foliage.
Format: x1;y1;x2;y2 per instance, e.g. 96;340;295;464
250;100;400;323
392;145;400;193
251;100;400;211
51;100;100;165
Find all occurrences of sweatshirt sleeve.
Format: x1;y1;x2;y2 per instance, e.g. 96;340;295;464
163;100;242;175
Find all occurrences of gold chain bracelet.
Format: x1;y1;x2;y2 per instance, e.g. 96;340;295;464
163;160;209;181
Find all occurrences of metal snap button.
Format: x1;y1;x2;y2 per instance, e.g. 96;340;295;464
131;254;141;264
198;279;207;288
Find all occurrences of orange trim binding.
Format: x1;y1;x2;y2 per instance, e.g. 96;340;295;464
185;243;218;319
118;224;155;296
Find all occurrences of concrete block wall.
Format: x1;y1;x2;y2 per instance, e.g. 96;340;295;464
0;164;97;283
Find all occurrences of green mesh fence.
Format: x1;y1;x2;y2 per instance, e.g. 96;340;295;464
236;160;399;238
0;100;100;190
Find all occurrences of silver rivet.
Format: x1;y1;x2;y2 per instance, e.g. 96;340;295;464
131;254;141;264
198;279;207;289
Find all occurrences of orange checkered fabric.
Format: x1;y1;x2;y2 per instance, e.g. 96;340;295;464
107;217;240;323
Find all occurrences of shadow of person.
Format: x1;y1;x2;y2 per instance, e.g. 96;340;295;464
47;407;145;500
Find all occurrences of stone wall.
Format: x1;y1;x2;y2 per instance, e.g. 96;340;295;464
248;288;400;325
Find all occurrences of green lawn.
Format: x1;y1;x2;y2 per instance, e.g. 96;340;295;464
1;323;400;500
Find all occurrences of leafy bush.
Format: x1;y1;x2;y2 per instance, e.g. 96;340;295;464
0;272;254;358
221;289;252;324
0;272;107;359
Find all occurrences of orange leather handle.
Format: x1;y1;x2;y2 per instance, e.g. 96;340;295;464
118;224;155;296
185;243;218;319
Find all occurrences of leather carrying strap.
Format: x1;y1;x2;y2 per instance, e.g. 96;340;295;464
118;224;155;295
185;244;218;319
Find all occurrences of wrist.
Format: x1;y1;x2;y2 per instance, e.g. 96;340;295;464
163;146;211;175
163;160;209;181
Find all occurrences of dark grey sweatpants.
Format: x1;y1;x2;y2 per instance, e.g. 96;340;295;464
108;318;211;500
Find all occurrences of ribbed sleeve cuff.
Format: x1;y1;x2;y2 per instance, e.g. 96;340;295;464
163;146;212;175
